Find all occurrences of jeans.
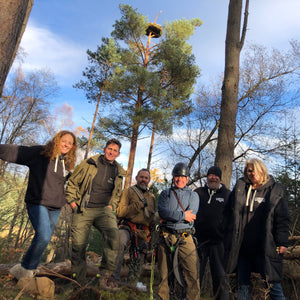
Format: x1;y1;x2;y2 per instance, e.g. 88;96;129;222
237;254;285;300
21;205;60;270
238;283;285;300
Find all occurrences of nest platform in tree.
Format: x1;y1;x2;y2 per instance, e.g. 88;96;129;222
146;23;162;38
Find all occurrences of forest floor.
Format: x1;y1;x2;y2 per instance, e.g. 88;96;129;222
0;263;202;300
0;274;160;300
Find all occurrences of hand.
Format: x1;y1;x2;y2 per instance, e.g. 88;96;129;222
277;246;288;254
70;202;77;210
184;210;196;223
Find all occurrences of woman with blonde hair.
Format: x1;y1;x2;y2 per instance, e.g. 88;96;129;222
226;158;290;300
0;130;77;280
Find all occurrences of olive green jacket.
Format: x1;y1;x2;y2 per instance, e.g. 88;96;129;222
65;154;126;212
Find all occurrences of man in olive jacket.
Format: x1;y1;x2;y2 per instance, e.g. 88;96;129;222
66;139;126;290
113;168;156;287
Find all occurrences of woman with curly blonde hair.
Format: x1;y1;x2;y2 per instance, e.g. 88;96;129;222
0;130;77;280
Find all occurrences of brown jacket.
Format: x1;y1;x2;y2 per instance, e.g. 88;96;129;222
117;185;156;240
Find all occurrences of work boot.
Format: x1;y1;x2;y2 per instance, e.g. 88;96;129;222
9;263;34;280
99;274;120;292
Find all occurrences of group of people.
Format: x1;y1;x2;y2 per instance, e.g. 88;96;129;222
0;131;290;300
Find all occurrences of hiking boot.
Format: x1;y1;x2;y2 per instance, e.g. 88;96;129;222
9;263;34;280
99;274;120;292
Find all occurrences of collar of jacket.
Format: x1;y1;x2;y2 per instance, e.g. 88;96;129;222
205;183;223;193
238;175;275;191
86;154;117;167
171;185;190;192
86;154;126;178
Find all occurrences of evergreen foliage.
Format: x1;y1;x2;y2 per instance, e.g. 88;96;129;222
76;4;202;185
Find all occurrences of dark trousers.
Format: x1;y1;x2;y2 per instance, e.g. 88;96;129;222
198;242;229;300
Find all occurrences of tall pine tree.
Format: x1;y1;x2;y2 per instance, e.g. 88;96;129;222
95;5;202;186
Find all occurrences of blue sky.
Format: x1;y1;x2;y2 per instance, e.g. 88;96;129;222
10;0;300;176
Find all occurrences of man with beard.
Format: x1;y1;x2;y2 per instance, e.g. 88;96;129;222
113;168;156;288
194;166;231;300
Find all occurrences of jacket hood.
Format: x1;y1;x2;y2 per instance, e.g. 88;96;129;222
87;154;100;166
239;175;275;190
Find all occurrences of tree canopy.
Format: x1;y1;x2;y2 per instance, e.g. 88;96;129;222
78;4;202;186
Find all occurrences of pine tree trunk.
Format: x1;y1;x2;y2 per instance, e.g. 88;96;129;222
85;87;103;159
0;0;34;96
147;124;156;170
125;121;139;188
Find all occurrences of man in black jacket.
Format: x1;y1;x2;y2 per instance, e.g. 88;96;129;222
194;166;230;300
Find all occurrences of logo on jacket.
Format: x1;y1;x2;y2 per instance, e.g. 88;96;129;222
255;197;265;204
216;197;225;203
108;177;114;184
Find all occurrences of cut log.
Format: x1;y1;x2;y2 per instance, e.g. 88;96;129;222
284;246;300;259
283;260;300;279
288;235;300;242
0;261;98;278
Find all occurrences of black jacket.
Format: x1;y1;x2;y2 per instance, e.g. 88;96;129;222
0;144;68;210
225;176;290;282
194;184;230;245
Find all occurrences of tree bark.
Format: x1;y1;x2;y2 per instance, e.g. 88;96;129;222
0;0;33;97
85;87;103;159
215;0;249;187
125;121;139;188
124;87;143;188
147;124;156;170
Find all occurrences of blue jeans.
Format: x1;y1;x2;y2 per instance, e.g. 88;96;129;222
238;283;285;300
237;254;285;300
21;205;60;270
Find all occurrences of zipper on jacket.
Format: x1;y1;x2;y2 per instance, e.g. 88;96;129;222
83;174;92;209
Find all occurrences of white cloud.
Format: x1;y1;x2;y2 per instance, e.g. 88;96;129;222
17;22;87;85
247;0;300;46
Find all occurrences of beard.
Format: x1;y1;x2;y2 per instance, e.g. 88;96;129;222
137;182;148;191
207;180;220;191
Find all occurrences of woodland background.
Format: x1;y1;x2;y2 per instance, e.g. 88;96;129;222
0;0;300;299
